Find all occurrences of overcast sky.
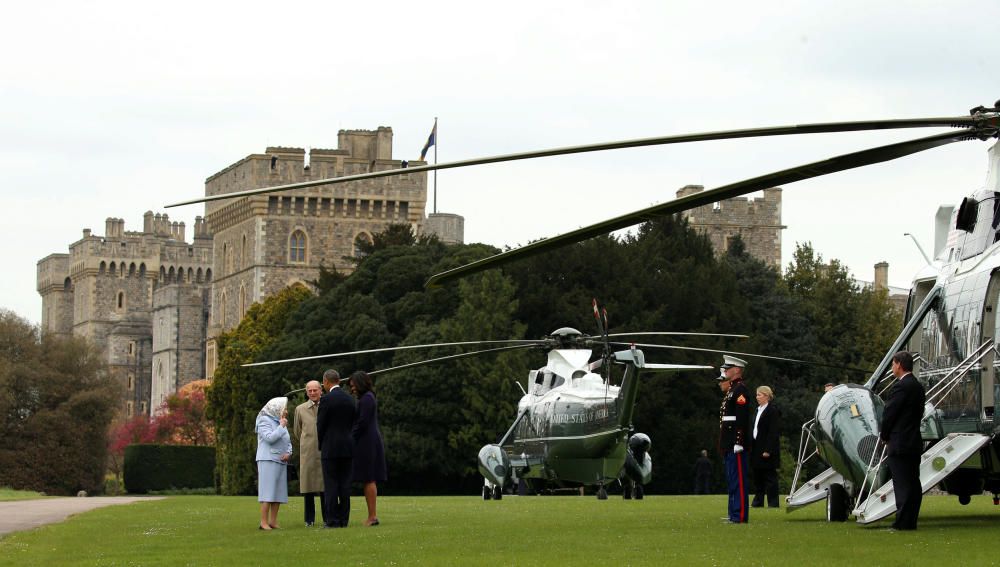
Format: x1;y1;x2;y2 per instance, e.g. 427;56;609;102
4;0;1000;325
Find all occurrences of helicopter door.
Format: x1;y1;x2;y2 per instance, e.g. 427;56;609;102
980;270;999;422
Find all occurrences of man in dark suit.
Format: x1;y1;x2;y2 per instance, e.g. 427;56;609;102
750;385;781;508
880;351;926;530
718;355;751;524
317;369;357;528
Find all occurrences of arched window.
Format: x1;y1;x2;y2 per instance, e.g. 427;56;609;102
187;267;193;283
129;263;136;277
168;266;176;283
159;266;166;285
63;277;72;291
117;291;125;311
289;230;306;263
99;261;106;275
109;262;117;276
139;263;146;277
354;232;372;258
205;268;212;282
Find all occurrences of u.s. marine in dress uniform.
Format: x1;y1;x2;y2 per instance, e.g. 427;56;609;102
718;355;751;523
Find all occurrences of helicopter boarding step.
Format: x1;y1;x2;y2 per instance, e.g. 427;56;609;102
786;467;844;509
853;432;991;524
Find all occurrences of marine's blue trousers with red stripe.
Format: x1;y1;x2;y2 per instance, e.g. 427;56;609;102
725;450;749;523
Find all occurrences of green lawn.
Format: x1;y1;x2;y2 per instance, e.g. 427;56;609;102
1;494;997;566
0;488;48;501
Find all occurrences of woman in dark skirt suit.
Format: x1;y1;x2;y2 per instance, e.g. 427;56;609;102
349;371;387;527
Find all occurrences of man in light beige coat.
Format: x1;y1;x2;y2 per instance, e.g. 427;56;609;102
293;380;326;526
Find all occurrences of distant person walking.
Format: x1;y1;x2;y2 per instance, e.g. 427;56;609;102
350;371;387;527
256;397;292;530
717;355;751;524
880;351;926;530
317;369;356;528
751;385;781;508
293;379;326;527
694;449;712;494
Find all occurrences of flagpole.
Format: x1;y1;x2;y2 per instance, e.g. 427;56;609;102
433;117;438;214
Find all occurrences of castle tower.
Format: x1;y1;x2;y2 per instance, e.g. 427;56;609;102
37;214;213;418
676;184;786;268
202;128;428;377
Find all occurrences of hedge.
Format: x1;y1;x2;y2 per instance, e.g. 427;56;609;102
124;444;216;494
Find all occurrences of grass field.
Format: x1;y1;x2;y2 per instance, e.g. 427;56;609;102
0;488;48;501
1;493;998;566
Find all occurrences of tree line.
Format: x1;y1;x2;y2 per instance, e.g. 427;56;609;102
206;217;901;495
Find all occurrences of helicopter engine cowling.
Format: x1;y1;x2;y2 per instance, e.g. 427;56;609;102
623;433;652;484
478;444;511;488
813;384;888;491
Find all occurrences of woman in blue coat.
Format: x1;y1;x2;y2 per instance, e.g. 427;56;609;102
256;396;292;530
349;371;387;527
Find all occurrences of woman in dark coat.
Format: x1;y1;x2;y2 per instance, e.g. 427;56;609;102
750;385;781;508
349;371;387;526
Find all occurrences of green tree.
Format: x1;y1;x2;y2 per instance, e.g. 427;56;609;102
0;310;117;495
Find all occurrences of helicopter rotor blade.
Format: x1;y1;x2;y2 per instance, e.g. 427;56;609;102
603;332;749;339
368;344;538;376
426;129;976;287
165;115;984;209
241;339;544;367
608;341;874;373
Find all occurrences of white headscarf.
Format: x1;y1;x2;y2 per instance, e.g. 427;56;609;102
258;397;288;421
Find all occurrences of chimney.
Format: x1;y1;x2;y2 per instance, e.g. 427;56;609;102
178;221;186;242
143;211;154;233
874;262;889;291
105;217;116;238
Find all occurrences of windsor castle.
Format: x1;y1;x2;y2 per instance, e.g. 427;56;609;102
37;127;783;417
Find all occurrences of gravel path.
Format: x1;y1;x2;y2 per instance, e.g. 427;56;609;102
0;496;165;536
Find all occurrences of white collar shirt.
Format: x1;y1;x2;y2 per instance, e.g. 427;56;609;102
754;402;768;440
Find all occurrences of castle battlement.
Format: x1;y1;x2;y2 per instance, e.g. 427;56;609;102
676;184;786;268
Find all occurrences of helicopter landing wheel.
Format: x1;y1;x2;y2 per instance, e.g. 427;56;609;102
597;485;608;500
483;486;492;500
493;485;503;500
826;483;849;522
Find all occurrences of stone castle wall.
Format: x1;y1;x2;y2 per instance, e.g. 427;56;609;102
676;185;785;268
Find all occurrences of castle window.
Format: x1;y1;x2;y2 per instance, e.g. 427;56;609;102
109;262;117;276
128;341;135;356
139;263;146;277
126;401;134;418
354;233;372;258
321;198;330;214
196;267;203;283
222;243;229;276
334;199;344;216
386;201;396;219
117;291;126;311
187;267;193;282
294;197;305;215
127;373;135;391
399;201;409;218
63;277;72;291
140;401;147;414
168;266;176;283
281;196;292;214
289;230;307;263
347;199;357;217
159;266;166;285
129;263;136;277
308;198;318;215
268;196;278;214
241;234;247;268
205;268;212;282
360;200;370;217
713;201;721;211
373;200;383;218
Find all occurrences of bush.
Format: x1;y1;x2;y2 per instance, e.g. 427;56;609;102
124;445;216;494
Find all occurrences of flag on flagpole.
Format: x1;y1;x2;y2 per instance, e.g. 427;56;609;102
420;121;437;161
